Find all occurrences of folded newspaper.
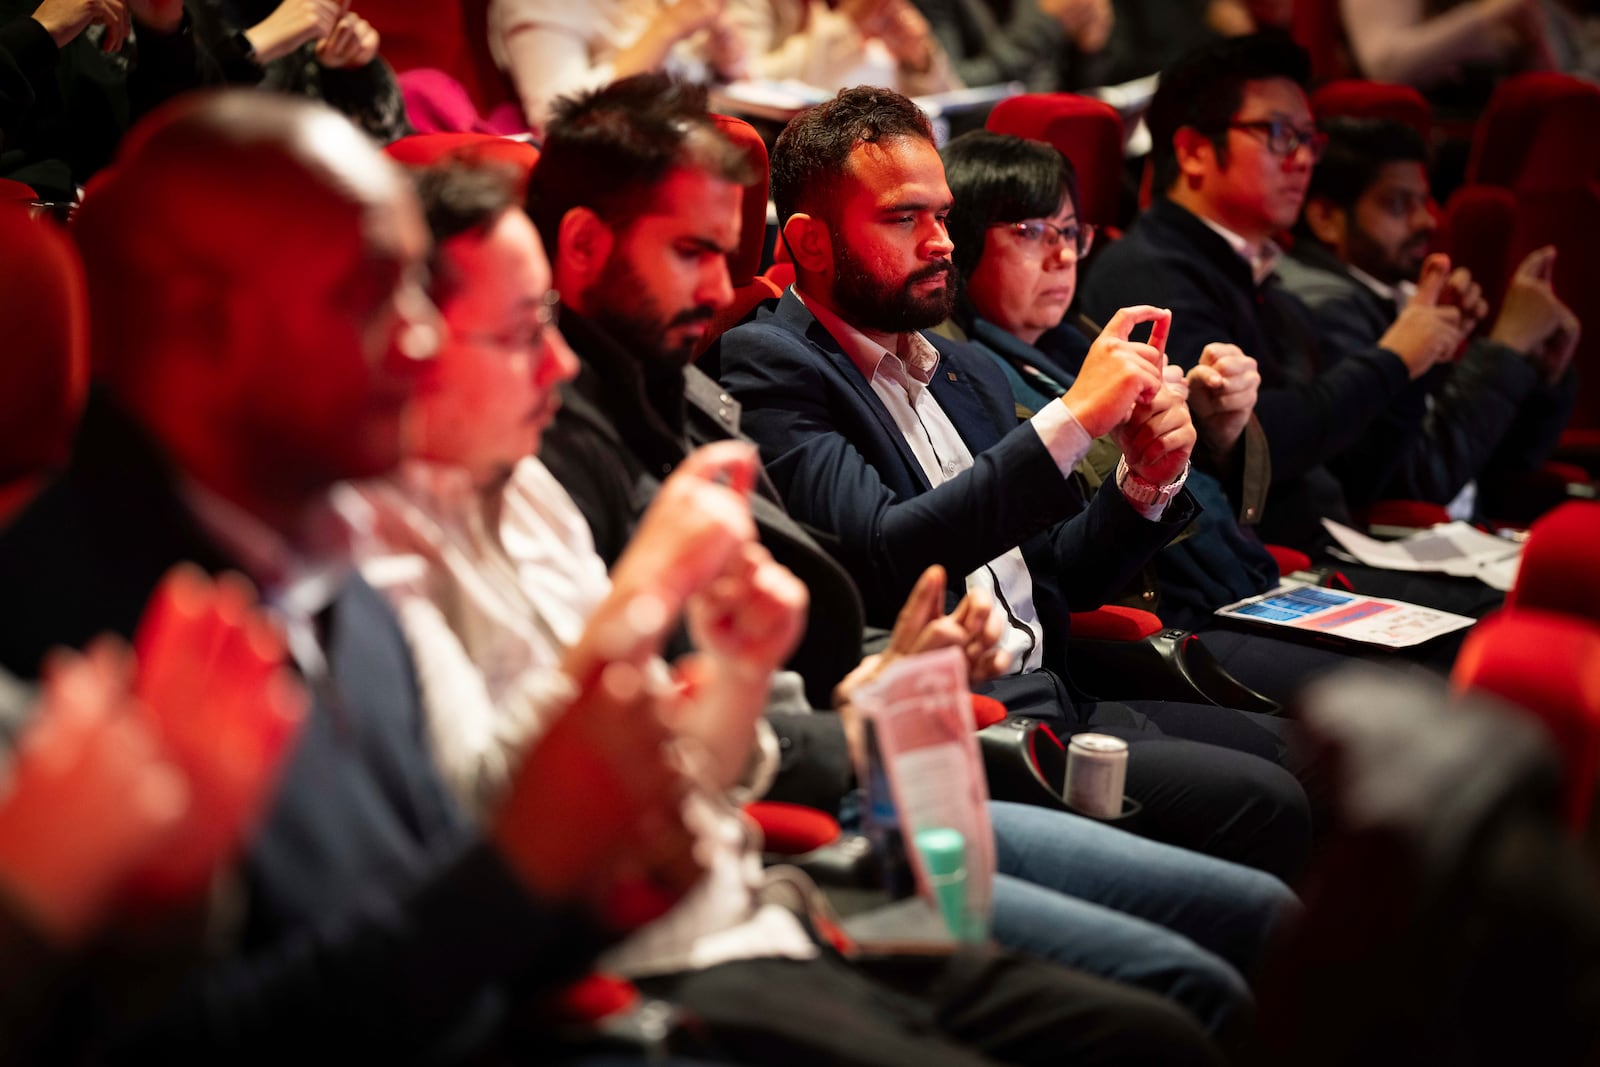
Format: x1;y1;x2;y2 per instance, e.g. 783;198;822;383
1215;583;1475;648
1322;519;1522;591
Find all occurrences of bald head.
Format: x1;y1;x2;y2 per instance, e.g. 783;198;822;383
74;91;440;520
77;92;417;373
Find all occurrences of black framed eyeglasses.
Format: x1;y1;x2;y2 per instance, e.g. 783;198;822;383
458;289;561;356
1226;119;1328;161
1000;219;1096;258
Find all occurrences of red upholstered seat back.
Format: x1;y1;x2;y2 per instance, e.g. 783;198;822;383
1505;501;1600;623
1466;73;1600;192
0;207;89;523
1453;609;1600;831
986;94;1125;231
1310;80;1432;139
1438;184;1517;319
1290;0;1353;83
699;115;778;359
360;0;513;115
384;133;540;188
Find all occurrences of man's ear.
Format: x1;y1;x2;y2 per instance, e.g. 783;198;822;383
1302;197;1346;250
782;212;832;278
555;206;615;303
1173;127;1217;187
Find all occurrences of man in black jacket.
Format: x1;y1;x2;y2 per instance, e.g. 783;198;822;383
1277;115;1578;518
1079;34;1468;554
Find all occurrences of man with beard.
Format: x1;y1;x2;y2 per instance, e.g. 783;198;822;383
535;74;1312;880
716;83;1318;879
1276;116;1579;519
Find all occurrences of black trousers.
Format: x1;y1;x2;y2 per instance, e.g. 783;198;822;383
634;946;1223;1067
981;670;1314;883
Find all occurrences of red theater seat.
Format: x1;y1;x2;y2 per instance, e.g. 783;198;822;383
384;133;540;184
986;94;1125;232
1311;80;1432;139
1453;609;1600;832
1504;501;1600;624
0;207;89;526
697;115;782;365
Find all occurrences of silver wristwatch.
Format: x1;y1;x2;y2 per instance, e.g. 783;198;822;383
1116;457;1188;510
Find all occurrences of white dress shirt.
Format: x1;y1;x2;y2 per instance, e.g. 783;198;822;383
796;291;1107;674
358;457;815;978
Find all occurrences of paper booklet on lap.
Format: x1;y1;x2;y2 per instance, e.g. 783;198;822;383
844;647;995;949
1215;582;1475;649
1322;519;1523;591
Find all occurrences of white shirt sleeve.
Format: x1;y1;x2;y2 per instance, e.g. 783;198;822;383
1026;396;1095;478
490;0;621;127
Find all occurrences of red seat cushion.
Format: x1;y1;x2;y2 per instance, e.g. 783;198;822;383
744;800;840;854
1070;605;1163;641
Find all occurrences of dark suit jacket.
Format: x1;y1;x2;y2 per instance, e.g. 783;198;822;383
716;289;1197;679
540;309;862;806
1080;197;1417;547
1276;241;1577;508
0;396;608;1062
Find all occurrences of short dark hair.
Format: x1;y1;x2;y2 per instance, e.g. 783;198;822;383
413;161;523;304
770;85;935;231
415;160;520;244
525;72;753;255
1305;116;1430;214
940;130;1080;282
1147;32;1310;197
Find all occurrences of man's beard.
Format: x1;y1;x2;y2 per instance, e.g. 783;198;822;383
592;252;716;367
1352;224;1429;288
832;237;957;334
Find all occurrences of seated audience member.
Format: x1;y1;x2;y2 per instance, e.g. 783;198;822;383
532;72;1309;880
911;0;1112;93
938;129;1355;703
489;0;958;133
1339;0;1556;98
0;0;213;200
704;82;1314;873
195;0;412;142
723;0;961;96
0;90;721;1064
488;0;748;130
1277;116;1579;518
1077;35;1489;585
359;158;1296;1038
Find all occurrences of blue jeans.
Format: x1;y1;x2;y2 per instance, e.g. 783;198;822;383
988;800;1300;1034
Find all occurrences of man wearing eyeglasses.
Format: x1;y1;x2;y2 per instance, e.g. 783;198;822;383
1080;34;1469;558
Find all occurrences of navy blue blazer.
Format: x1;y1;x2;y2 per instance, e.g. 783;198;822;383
0;396;609;1062
716;290;1197;676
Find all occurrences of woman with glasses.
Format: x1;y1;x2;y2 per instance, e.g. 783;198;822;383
939;130;1102;415
939;130;1355;704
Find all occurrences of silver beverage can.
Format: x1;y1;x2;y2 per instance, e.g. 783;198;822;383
1065;733;1129;819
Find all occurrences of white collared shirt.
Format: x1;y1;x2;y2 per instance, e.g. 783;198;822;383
795;289;1107;675
1345;262;1419;311
357;457;812;978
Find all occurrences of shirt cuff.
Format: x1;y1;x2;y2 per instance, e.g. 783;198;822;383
1115;456;1190;521
1029;397;1094;478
